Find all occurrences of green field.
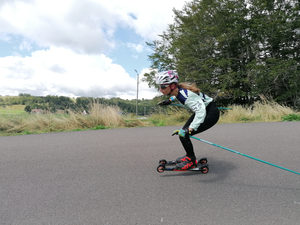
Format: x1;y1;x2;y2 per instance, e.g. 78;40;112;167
0;105;26;115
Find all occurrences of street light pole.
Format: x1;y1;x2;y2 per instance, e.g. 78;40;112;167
134;69;139;116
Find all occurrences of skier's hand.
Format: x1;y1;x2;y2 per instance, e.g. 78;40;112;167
157;99;172;106
172;128;190;138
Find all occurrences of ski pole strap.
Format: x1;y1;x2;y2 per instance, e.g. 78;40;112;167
190;135;300;176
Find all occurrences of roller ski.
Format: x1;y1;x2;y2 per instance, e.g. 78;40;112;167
157;157;209;174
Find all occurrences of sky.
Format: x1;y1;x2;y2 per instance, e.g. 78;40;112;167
0;0;188;100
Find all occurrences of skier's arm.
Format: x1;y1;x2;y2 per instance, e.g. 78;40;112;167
157;96;176;106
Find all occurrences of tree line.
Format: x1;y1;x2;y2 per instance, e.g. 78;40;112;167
0;94;156;115
143;0;300;108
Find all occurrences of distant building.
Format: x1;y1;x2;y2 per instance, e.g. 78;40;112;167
31;109;43;114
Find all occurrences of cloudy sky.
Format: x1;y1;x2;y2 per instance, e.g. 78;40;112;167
0;0;187;99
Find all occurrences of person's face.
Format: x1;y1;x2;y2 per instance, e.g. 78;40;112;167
159;84;171;95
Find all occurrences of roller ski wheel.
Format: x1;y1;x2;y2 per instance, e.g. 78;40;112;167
200;165;209;174
199;157;208;165
157;164;165;173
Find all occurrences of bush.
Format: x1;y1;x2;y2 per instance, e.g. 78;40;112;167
282;114;300;121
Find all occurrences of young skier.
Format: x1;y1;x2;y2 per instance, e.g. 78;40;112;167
156;70;220;170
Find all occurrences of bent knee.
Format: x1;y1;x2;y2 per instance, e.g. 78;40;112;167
179;135;190;142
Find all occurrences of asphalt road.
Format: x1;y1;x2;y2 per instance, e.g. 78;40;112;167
1;122;300;225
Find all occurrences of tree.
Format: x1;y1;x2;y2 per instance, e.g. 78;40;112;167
24;105;31;113
19;93;31;97
76;97;91;111
144;0;300;107
245;0;300;107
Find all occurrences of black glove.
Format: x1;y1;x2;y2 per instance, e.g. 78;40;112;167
157;99;172;106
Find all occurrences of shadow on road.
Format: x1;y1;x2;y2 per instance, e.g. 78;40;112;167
158;158;300;192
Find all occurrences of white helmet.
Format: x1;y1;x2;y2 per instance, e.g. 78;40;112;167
155;70;179;85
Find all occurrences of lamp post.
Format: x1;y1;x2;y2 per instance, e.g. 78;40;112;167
134;69;139;116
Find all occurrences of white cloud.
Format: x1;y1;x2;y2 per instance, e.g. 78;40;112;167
0;0;115;53
127;43;144;53
0;0;187;52
0;0;187;99
0;47;158;99
19;40;32;51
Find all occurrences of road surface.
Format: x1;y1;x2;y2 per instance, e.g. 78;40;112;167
1;122;300;224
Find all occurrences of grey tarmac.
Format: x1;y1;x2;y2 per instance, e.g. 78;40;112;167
1;122;300;225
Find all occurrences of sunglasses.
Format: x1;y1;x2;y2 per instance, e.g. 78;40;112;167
159;84;170;89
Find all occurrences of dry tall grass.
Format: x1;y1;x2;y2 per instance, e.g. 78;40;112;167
0;100;299;136
88;103;124;127
148;100;298;125
148;106;191;126
0;103;124;135
219;101;295;123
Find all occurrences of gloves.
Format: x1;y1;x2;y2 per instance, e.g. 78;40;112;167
157;99;172;106
172;128;191;138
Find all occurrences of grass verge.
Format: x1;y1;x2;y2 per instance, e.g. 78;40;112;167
218;101;297;123
0;101;299;136
0;104;124;136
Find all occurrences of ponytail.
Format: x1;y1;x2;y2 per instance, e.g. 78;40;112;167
178;82;200;95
